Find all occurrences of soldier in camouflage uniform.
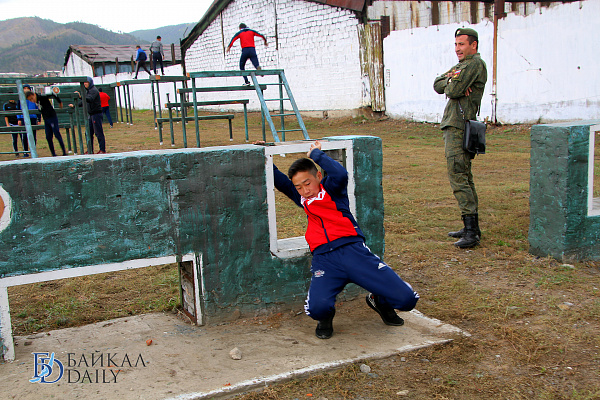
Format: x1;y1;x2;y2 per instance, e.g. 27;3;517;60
433;28;487;248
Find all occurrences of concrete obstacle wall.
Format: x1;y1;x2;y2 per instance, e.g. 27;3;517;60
0;136;384;359
529;121;600;260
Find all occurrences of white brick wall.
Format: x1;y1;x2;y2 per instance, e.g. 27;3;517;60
185;0;363;112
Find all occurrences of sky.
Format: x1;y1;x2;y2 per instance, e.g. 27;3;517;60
0;0;213;33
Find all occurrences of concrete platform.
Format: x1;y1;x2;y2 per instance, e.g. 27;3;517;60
0;301;465;400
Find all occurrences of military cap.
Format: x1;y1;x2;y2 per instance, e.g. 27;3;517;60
455;28;478;40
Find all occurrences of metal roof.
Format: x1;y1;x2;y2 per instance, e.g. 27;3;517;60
64;45;182;67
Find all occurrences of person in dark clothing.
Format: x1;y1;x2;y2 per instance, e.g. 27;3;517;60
26;91;67;157
149;36;164;75
16;84;39;151
226;23;268;85
3;99;26;157
72;77;106;154
134;45;151;79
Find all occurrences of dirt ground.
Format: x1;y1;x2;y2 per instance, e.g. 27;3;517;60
0;303;465;400
2;111;600;399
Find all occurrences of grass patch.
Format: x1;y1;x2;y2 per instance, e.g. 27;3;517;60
2;112;599;398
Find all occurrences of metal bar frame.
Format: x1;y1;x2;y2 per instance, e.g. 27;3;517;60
15;80;37;158
250;72;279;142
191;77;200;147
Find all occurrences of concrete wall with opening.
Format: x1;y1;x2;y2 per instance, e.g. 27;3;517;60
0;135;384;360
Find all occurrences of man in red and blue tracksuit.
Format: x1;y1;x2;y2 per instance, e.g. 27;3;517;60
273;141;419;339
226;23;268;85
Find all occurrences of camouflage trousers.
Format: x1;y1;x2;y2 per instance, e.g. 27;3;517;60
443;127;478;215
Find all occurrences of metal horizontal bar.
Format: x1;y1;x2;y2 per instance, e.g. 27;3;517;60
119;79;154;85
149;75;189;83
263;98;290;101
0;125;64;132
156;115;234;122
188;69;284;78
276;129;304;133
178;85;266;93
164;99;249;108
261;83;284;86
0;110;41;115
269;113;297;117
0;76;89;85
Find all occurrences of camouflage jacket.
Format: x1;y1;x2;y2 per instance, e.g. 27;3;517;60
433;53;487;130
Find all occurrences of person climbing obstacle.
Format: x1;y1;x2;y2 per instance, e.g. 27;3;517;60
264;140;420;339
226;23;268;86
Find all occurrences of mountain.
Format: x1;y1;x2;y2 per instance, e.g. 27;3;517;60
129;23;196;46
0;17;150;75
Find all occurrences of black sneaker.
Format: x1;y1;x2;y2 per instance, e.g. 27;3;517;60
366;293;404;326
315;310;335;339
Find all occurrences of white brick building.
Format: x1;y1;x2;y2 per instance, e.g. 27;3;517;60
181;0;600;124
181;0;374;115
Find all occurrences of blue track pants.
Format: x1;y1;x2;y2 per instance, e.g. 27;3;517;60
304;241;419;321
240;47;260;84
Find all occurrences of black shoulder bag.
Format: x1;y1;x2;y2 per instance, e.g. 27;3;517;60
458;101;486;158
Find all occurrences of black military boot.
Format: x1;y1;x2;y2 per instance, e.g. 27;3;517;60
448;215;466;238
453;214;480;248
474;214;481;239
449;214;481;239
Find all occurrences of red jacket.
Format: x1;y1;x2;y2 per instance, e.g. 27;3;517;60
227;28;266;49
99;92;110;108
273;149;365;254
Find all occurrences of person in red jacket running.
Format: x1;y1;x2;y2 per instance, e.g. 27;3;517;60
226;23;268;85
271;140;420;340
98;88;113;128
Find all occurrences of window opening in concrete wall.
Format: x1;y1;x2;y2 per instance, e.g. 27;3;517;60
587;124;600;216
265;141;355;259
1;253;200;361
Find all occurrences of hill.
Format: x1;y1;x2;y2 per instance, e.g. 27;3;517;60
0;17;149;75
129;22;196;46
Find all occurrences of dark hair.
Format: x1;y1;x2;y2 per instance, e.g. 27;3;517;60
157;35;161;39
136;45;141;49
98;88;103;92
466;35;478;50
288;158;318;180
25;91;34;98
239;23;247;29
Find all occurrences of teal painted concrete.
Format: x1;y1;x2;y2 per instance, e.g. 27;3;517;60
0;137;384;345
529;120;600;260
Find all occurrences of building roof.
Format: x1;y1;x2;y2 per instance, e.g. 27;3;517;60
181;0;367;53
64;45;182;67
